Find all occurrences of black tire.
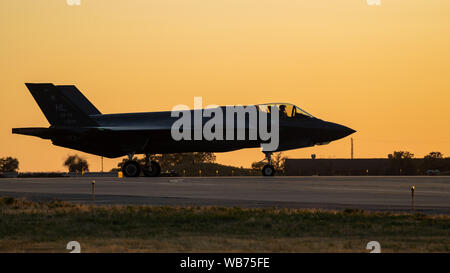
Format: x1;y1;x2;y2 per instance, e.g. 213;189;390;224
142;161;161;177
122;160;141;177
262;165;275;176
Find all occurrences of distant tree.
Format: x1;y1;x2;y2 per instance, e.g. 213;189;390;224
251;152;287;174
423;152;444;171
388;151;414;160
117;152;216;172
388;151;415;175
424;152;443;160
272;152;288;173
0;157;19;173
64;155;89;173
251;161;266;171
173;152;216;165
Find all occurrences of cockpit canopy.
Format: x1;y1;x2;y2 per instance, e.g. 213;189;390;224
257;103;315;119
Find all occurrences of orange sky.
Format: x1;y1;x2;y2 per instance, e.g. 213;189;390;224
1;0;449;172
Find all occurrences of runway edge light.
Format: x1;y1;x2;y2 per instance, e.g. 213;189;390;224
91;180;96;201
410;186;415;213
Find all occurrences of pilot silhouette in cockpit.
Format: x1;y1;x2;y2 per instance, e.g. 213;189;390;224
279;105;288;119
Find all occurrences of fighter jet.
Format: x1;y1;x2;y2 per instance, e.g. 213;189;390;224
12;83;355;177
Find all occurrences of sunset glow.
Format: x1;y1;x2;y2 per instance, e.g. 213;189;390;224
1;0;449;171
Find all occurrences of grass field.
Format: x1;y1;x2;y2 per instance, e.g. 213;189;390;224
0;197;449;253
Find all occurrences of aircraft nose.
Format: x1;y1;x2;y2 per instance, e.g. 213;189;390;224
340;125;356;138
325;122;356;141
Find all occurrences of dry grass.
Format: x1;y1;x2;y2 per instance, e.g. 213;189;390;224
1;197;449;253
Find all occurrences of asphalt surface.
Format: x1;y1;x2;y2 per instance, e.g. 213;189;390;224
0;176;449;213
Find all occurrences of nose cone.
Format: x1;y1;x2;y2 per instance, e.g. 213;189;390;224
323;122;356;141
339;124;356;138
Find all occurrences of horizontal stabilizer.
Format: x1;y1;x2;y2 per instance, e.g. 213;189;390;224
12;127;54;139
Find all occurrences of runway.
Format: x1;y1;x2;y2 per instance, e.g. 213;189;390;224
1;176;449;213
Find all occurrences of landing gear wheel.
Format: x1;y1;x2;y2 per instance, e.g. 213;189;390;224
122;160;141;177
262;165;275;176
143;161;161;177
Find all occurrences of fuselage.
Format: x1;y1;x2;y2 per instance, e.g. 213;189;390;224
12;83;355;159
15;107;355;158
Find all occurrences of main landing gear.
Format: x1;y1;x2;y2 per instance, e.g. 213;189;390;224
141;154;161;177
121;153;161;177
122;160;141;177
261;152;275;176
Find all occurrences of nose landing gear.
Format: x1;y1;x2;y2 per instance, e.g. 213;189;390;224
262;152;275;176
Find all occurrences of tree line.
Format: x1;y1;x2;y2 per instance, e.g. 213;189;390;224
387;151;449;175
1;151;449;175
